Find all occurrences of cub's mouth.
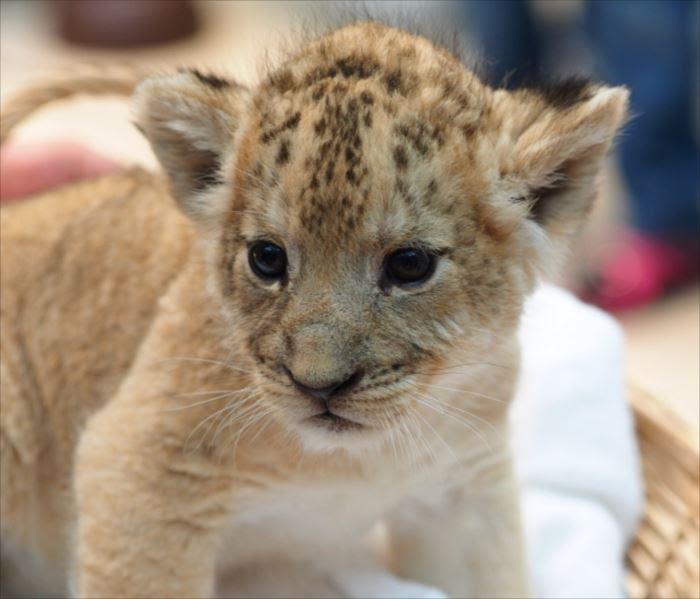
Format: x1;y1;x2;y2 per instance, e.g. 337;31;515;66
306;410;365;433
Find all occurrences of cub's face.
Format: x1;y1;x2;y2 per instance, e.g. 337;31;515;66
220;79;525;445
136;22;628;449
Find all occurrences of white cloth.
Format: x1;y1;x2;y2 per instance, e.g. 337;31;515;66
511;283;643;598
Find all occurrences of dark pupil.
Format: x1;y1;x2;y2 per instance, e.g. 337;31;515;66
250;242;286;278
387;248;431;283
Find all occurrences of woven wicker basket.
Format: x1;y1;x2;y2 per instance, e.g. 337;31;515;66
626;388;700;599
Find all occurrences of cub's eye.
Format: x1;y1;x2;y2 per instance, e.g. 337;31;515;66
248;241;287;280
384;247;436;287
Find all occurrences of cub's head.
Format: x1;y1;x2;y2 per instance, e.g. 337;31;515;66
136;22;627;450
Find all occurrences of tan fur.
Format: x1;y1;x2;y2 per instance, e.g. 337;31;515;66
0;22;628;599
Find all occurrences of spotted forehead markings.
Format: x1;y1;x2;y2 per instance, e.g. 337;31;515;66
298;116;439;237
293;85;378;236
254;43;481;236
260;111;301;145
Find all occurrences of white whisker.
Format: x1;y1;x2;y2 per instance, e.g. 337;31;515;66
410;393;491;451
412;381;506;404
210;396;263;449
156;355;249;374
415;361;513;375
409;386;502;439
185;393;259;452
161;386;258;412
406;406;437;466
410;403;457;462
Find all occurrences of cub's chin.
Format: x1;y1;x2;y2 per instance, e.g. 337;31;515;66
290;410;394;455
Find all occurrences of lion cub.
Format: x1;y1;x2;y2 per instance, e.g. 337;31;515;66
0;21;627;599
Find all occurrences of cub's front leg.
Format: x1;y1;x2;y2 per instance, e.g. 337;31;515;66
73;399;235;598
387;453;529;599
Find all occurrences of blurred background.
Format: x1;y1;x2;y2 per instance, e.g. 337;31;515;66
1;0;697;427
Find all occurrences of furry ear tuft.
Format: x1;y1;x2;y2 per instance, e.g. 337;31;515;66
134;70;250;221
498;82;629;237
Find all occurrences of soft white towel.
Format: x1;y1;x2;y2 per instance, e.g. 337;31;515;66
218;284;643;598
512;283;643;598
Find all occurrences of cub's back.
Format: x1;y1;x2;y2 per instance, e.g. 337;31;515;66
0;167;193;500
0;167;197;592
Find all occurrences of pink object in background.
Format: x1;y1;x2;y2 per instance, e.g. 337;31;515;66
0;141;121;202
582;231;699;312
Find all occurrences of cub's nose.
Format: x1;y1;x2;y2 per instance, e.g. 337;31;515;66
283;367;363;401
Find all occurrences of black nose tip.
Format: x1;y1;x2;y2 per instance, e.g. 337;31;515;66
284;368;363;401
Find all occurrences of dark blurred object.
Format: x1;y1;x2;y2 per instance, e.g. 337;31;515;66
56;0;199;47
462;0;700;311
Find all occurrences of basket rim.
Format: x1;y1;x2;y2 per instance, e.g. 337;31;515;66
629;384;700;459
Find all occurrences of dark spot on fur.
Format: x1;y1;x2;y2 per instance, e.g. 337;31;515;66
191;69;230;90
260;112;300;145
522;163;574;224
430;124;445;147
395;120;433;157
456;92;470;110
441;77;457;97
363;112;372;127
462;123;477;139
336;56;378;79
191;150;222;190
526;76;593;109
314;118;327;135
283;333;294;355
306;66;340;86
427;179;438;195
393;146;408;170
360;91;374;105
337;58;355;78
276;141;290;165
331;81;349;96
384;70;402;94
382;101;397;116
284;112;301;130
312;82;327;101
269;69;294;94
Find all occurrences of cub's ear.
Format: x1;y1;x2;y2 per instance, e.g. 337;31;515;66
495;79;629;239
134;69;250;221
